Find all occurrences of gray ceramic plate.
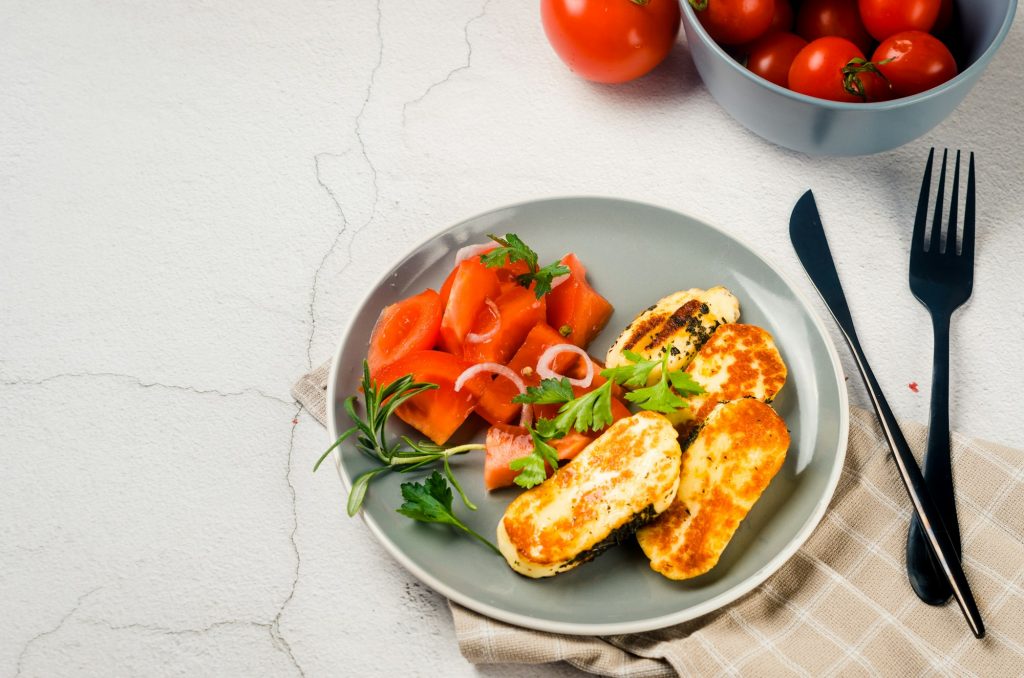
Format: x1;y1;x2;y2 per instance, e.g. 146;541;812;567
327;196;849;635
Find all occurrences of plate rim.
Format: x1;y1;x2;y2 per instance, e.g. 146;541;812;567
326;195;850;635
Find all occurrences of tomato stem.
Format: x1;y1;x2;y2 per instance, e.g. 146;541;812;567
841;57;891;101
688;0;708;10
630;0;650;5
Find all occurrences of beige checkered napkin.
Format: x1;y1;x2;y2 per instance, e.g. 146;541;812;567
295;363;1024;677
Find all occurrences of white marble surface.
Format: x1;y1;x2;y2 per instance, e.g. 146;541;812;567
2;1;1022;675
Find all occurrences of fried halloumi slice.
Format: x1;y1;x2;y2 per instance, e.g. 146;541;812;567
667;323;787;430
605;287;740;382
637;399;789;580
497;411;681;578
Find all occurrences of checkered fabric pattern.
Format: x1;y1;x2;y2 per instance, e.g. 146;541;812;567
296;363;1023;677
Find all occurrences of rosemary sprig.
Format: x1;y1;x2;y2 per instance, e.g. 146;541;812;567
314;361;484;516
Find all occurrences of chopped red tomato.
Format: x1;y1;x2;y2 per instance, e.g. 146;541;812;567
471;323;579;425
437;259;501;355
483;424;536;490
367;289;443;380
545;253;613;349
463;285;547;366
374;350;481;445
482;395;631;490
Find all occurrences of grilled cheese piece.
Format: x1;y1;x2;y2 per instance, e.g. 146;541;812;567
605;287;740;381
667;323;787;430
637;399;789;580
497;411;681;578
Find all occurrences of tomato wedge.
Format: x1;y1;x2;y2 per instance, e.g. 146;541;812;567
373;350;480;445
463;285;547;366
482;394;631;490
437;259;501;355
367;289;443;380
545;253;613;349
471;323;579;425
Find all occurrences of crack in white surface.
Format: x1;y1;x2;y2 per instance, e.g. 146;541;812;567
0;371;294;407
268;404;306;678
402;0;491;126
306;0;383;369
15;587;102;677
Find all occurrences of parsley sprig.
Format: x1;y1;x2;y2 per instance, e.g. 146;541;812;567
480;233;570;298
397;471;500;554
506;352;706;488
314;362;484;516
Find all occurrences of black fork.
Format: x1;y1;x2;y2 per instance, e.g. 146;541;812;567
906;148;976;605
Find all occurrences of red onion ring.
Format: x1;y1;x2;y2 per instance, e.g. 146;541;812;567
453;242;495;266
453;362;532;427
465;299;500;344
550;273;570;290
536;344;594;388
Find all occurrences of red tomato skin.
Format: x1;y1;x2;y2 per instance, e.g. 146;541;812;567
367;289;443;380
933;0;954;34
795;0;872;54
788;36;866;102
746;32;808;87
540;0;681;83
463;285;547;366
545;253;613;349
437;259;501;355
858;0;940;42
697;0;775;46
472;323;580;425
769;0;795;33
375;350;480;445
873;31;957;97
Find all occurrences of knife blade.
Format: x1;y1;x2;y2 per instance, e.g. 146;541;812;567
790;190;984;639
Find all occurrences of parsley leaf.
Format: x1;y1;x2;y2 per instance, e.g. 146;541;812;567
621;351;705;414
481;233;537;271
509;428;560;489
513;377;575;405
480;233;569;299
599;349;661;388
397;471;500;554
551;379;615;435
518;260;571;298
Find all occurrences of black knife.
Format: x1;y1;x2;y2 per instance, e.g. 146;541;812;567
789;190;984;639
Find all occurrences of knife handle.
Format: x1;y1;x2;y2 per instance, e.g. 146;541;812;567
842;332;984;638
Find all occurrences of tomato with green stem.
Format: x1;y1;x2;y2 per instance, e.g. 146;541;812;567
540;0;681;84
788;36;890;102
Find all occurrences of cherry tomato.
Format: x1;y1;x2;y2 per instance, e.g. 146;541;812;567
769;0;795;33
746;32;808;87
789;36;886;102
858;0;940;42
367;289;443;380
795;0;872;54
873;30;957;97
540;0;681;83
694;0;776;46
933;0;954;34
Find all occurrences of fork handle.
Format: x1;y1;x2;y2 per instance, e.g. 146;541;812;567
907;312;963;604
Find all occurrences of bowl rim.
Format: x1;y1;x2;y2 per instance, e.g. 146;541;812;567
679;0;1018;110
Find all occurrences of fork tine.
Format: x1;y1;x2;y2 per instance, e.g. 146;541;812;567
946;150;961;256
913;148;935;252
962;152;976;263
930;149;948;253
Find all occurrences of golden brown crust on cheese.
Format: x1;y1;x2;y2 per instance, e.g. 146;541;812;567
670;323;787;433
497;411;682;577
637;399;790;580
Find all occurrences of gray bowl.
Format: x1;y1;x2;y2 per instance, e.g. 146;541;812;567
680;0;1017;155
